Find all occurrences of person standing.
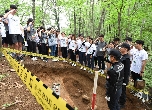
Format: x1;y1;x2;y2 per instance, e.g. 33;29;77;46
48;29;56;57
69;34;77;66
95;34;107;74
119;43;131;109
130;40;148;87
4;5;24;60
60;32;68;60
26;18;37;61
105;49;124;110
38;26;48;62
86;38;96;73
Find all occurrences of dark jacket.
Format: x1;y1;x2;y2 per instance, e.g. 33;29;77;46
106;62;124;95
120;54;130;85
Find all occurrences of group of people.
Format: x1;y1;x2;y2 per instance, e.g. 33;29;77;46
0;4;149;110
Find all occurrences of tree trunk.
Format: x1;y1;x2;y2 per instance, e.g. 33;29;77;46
91;0;95;37
32;0;36;21
78;8;81;35
73;6;76;35
97;8;106;36
117;12;121;39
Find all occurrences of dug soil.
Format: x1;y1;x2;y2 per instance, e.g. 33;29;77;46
0;56;151;110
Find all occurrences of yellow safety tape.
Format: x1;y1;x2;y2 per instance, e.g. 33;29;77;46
2;48;74;110
3;48;150;97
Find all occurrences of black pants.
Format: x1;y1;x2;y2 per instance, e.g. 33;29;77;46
97;56;105;70
40;43;46;55
79;52;87;66
55;44;58;57
27;40;36;53
119;85;126;106
69;49;76;61
94;56;98;66
107;88;122;110
61;47;67;58
131;71;142;86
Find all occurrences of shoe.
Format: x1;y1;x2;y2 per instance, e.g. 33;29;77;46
98;69;102;73
73;63;76;66
101;70;104;74
31;57;35;61
52;58;58;62
71;63;74;66
120;104;125;109
2;54;5;57
83;67;86;71
80;66;83;70
34;57;38;61
63;60;67;62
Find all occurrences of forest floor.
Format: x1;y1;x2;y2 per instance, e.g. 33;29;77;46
0;56;151;110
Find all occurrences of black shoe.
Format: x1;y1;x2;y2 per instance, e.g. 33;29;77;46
120;104;125;109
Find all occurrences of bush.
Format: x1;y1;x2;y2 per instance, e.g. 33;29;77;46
143;52;152;92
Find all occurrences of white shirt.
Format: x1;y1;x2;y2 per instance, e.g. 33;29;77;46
80;41;90;52
7;14;21;34
69;40;77;50
0;22;6;37
130;49;148;74
60;37;68;47
86;43;96;56
76;39;82;51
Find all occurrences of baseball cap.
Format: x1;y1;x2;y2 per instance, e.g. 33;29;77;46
10;5;17;9
120;43;130;51
109;49;121;60
124;37;132;41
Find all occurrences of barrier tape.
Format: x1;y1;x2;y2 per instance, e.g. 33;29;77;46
2;48;151;103
2;48;74;110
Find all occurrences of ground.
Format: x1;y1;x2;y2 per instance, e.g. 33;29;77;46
0;56;151;110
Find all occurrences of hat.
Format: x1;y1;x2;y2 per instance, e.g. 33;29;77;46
10;5;17;9
109;49;121;60
121;43;130;51
124;37;132;41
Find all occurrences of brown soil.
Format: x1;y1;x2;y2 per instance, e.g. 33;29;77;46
0;56;151;110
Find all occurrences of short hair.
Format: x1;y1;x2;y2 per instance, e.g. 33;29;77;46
113;38;120;42
99;34;104;38
0;15;3;17
10;4;17;9
135;40;144;46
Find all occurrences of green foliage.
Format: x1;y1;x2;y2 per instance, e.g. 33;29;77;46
144;52;152;88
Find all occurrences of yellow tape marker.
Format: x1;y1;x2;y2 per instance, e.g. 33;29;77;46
2;49;74;110
3;48;150;95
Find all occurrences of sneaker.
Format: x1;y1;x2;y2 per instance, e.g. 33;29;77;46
83;67;86;71
63;60;67;62
34;57;38;61
73;63;76;66
71;63;74;66
31;57;35;61
52;58;58;62
2;54;5;57
98;69;102;73
101;70;104;74
80;66;83;70
120;104;125;109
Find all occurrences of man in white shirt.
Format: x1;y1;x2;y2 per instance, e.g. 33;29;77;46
4;5;23;51
130;40;148;87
